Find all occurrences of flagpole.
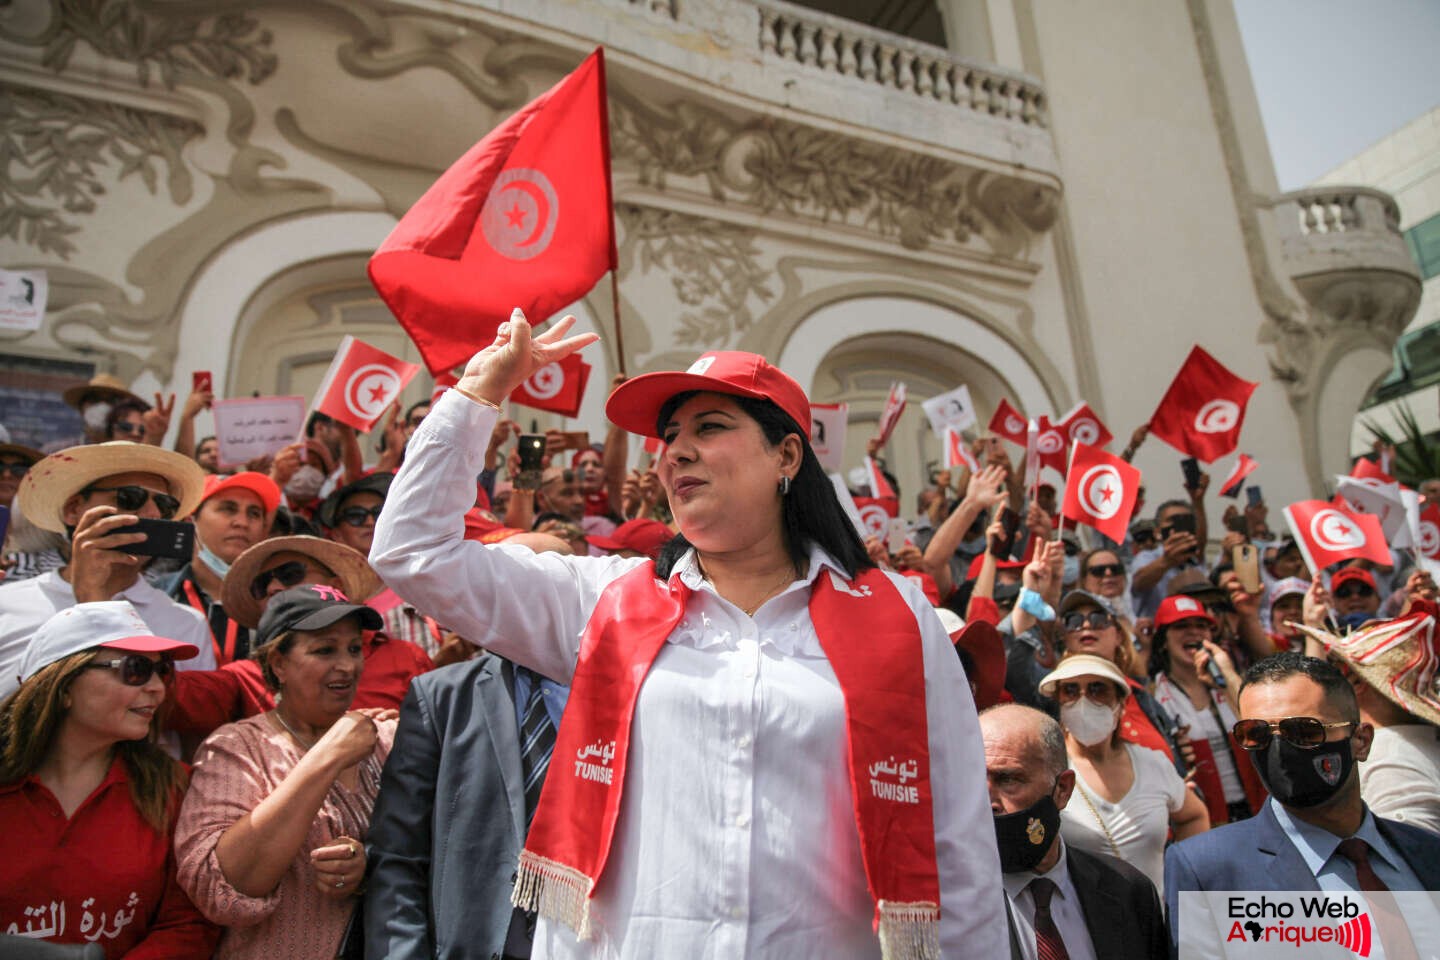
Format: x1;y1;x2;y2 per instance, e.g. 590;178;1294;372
611;270;627;376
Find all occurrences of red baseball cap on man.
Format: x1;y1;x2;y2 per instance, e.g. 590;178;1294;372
1154;594;1216;628
605;352;811;441
1331;567;1377;592
587;519;674;560
202;471;282;513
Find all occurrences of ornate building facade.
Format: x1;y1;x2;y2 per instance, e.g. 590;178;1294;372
0;0;1421;507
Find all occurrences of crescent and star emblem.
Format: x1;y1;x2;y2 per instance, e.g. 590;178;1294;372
344;364;401;421
480;168;560;260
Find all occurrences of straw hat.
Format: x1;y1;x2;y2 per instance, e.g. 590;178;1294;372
1304;606;1440;727
221;536;383;629
61;373;145;411
17;442;207;533
0;443;44;464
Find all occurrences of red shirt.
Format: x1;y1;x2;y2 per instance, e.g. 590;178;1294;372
0;757;219;959
584;489;612;517
165;630;434;737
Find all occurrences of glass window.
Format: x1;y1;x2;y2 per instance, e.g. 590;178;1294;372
1404;213;1440;280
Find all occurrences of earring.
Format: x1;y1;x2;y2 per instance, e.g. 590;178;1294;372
779;476;791;496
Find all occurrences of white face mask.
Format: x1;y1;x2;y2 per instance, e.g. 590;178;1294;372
1060;697;1120;746
83;401;113;431
285;464;326;501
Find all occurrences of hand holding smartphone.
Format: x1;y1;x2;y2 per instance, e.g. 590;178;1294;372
514;434;546;491
110;518;195;560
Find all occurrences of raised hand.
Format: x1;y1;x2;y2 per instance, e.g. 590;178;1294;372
459;309;598;406
141;392;175;446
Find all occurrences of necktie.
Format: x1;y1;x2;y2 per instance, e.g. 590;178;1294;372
1028;877;1071;960
1336;837;1420;960
518;667;557;829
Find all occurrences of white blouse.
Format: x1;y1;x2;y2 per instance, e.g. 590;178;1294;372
371;389;1006;959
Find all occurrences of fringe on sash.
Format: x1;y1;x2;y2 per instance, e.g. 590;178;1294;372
877;900;941;960
512;849;597;940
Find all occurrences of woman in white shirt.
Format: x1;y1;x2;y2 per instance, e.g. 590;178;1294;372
1040;654;1209;893
370;313;1004;960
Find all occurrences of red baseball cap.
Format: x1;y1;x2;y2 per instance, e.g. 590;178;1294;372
587;518;674;560
965;552;1029;580
1154;594;1216;628
202;471;282;513
605;352;811;441
1331;567;1377;592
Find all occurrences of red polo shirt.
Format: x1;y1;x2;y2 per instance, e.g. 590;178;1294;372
165;629;434;737
0;756;218;958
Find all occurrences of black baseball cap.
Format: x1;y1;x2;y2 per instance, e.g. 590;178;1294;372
317;471;394;528
256;584;382;647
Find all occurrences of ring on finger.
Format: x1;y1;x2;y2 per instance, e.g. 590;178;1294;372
336;880;345;889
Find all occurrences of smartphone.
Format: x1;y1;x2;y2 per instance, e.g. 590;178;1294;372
990;507;1021;559
1180;457;1202;492
1233;544;1261;594
0;505;9;551
192;370;213;395
556;431;590;452
1246;485;1263;508
1225;513;1249;535
111;518;195;560
886;517;909;555
515;434;546;491
1167;513;1197;537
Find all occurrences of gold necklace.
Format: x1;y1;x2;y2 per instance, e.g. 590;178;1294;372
1075;778;1124;861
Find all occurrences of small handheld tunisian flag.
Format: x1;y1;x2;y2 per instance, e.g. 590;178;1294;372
810;402;849;472
1419;504;1440;560
1283;499;1393;574
1057;402;1113;449
1024;416;1068;487
314;335;422;432
511;352;592;418
1218;453;1258;498
864;456;897;500
875;382;907;445
369;49;617;375
1061;442;1141;543
1351;456;1396;484
989;398;1028;446
943;427;979;473
853;496;899;540
1147;346;1258;463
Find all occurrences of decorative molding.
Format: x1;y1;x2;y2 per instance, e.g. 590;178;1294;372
0;82;203;257
610;93;1058;260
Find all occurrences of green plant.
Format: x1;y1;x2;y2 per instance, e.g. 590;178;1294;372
1362;398;1440;486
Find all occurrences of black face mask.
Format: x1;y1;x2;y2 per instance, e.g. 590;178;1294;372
1252;737;1355;808
993;789;1062;873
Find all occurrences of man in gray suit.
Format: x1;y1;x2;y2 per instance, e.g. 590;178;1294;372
365;648;565;960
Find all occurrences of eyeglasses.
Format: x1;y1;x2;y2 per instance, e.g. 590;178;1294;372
1333;584;1375;600
1062;611;1114;633
1086;563;1125;578
1056;680;1117;705
1232;717;1357;751
111;421;148;438
86;654;173;686
338;505;383;527
0;461;30;478
250;560;310;600
83;485;180;519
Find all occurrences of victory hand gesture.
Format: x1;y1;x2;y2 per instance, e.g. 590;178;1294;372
459;308;598;406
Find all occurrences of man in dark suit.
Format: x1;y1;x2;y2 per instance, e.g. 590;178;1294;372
365;651;564;959
981;703;1170;960
1166;653;1440;957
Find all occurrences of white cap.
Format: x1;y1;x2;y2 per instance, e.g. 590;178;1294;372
1037;653;1130;700
17;602;199;685
1269;577;1309;604
933;606;964;638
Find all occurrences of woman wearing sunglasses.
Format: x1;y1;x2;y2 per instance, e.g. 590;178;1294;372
175;585;396;960
1041;654;1210;895
1148;596;1266;829
0;602;218;957
1079;548;1135;628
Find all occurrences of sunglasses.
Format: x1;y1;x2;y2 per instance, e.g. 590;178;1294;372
112;421;148;438
1056;680;1117;704
1062;611;1114;633
250;560;310;600
1086;563;1125;578
86;654;173;686
84;485;180;519
1132;531;1157;545
0;461;30;478
338;505;383;527
1232;717;1357;751
1333;584;1375;600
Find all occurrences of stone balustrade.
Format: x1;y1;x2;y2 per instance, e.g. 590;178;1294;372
755;0;1047;127
1270;187;1417;279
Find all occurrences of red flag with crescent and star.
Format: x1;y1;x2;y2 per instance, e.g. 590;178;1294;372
1057;402;1113;449
1147;346;1258;463
1282;499;1392;574
1419;504;1440;561
369;48;617;375
1061;442;1141;542
988;398;1028;447
511;352;592;418
313;335;422;432
1219;453;1258;498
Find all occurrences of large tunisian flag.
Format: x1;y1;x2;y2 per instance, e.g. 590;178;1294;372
1147;346;1259;463
369;49;617;375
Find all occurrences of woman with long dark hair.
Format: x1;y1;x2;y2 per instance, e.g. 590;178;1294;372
371;313;1003;960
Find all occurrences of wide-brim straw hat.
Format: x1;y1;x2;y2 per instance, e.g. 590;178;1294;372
0;443;45;465
221;536;383;630
18;442;207;533
1301;609;1440;727
61;373;146;411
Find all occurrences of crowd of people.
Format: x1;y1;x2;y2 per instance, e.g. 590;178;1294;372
3;314;1440;959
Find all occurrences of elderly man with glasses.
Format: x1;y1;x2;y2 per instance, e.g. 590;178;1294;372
0;442;217;700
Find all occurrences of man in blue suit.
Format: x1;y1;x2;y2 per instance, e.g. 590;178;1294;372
1165;652;1440;957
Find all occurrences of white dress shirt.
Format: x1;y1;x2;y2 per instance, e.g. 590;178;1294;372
0;569;217;698
1361;724;1440;835
1001;840;1098;960
372;389;1007;960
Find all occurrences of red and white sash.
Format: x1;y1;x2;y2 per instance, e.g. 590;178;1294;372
512;562;942;959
